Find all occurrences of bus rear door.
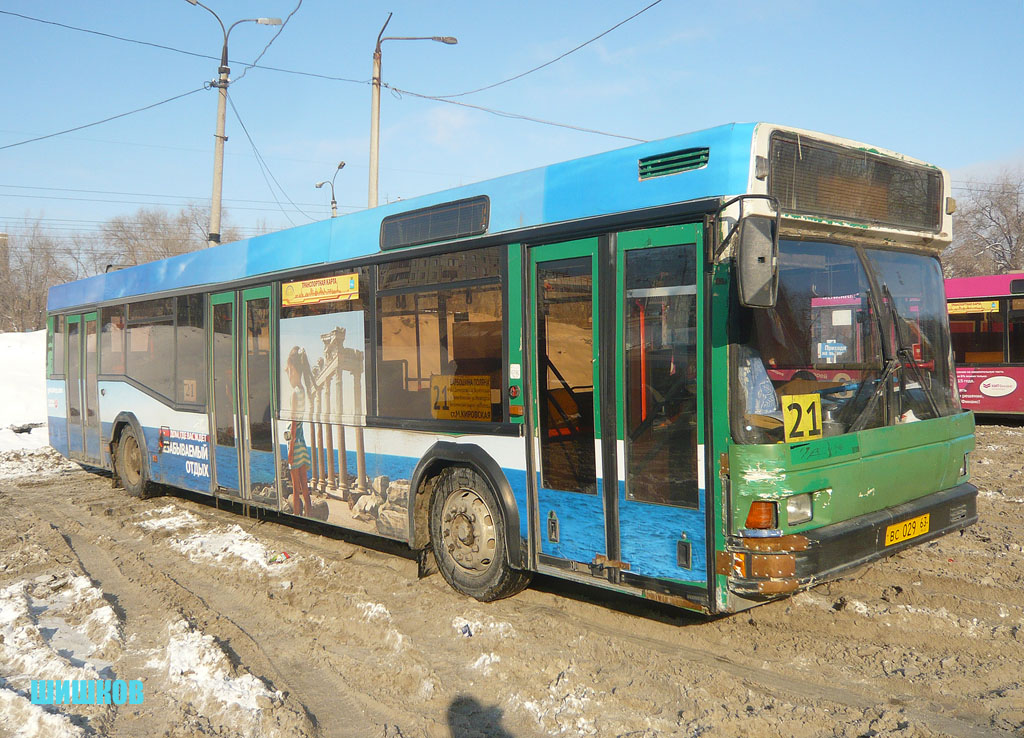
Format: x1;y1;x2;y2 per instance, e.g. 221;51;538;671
209;288;278;505
66;311;102;465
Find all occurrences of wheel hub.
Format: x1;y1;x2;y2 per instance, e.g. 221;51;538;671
441;488;496;572
122;435;142;486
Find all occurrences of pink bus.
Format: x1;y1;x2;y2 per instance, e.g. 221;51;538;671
946;273;1024;414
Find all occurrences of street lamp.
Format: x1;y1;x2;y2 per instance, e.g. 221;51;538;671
368;13;457;208
315;161;346;218
185;0;281;246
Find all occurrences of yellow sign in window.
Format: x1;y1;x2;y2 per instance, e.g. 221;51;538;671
782;393;823;443
947;300;999;315
429;375;492;421
282;273;359;307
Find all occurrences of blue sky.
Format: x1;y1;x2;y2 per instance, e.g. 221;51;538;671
2;1;1022;241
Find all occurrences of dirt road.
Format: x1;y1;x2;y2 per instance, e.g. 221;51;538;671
1;425;1023;738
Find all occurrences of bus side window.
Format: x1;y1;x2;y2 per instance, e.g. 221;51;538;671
101;305;126;374
376;248;504;423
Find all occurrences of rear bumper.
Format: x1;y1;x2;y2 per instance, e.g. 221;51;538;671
716;482;977;600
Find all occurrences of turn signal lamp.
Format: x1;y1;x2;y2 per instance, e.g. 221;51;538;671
745;501;777;529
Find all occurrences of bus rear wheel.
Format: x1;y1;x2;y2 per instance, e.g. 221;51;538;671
118;426;155;500
429;467;530;602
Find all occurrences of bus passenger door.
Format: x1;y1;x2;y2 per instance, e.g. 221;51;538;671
66;312;102;465
528;240;609;572
614;224;708;594
240;287;278;505
208;289;278;504
210;293;241;496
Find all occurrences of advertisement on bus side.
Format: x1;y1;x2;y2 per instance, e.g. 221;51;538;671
955;366;1024;413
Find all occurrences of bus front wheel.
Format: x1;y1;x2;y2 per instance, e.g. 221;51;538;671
117;426;155;500
429;467;530;602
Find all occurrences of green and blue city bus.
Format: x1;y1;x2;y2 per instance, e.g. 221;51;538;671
45;122;976;613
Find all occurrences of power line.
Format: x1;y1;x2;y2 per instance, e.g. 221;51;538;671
0;87;206;152
0;9;368;85
0;192;337;213
387;84;647;142
433;0;665;99
0;183;345;209
227;94;316;224
2;9;647;143
233;0;303;85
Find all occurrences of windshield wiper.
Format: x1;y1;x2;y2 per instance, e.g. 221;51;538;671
881;283;941;420
847;355;899;433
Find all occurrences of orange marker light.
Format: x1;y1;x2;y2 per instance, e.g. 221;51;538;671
745;501;777;529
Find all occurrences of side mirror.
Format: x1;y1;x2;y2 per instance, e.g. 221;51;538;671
736;215;779;308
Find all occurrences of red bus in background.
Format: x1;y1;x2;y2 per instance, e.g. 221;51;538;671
946;273;1024;414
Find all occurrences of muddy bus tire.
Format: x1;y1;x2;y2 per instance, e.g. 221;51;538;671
117;426;156;500
429;467;531;602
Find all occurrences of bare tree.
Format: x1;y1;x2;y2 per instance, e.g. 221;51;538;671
0;206;251;331
0;221;75;331
88;204;243;273
943;172;1024;277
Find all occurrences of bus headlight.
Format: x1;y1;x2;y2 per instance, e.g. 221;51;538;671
786;493;813;525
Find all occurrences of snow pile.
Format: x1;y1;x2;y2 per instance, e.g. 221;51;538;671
0;689;84;738
0;331;49;453
150;619;280;712
168;523;292;571
134;505;294;572
0;572;119;684
509;666;598;736
0;572;122;736
135;504;203;532
451;615;516;639
0;447;79;480
356;601;406;652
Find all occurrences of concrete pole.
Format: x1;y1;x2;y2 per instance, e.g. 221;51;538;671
208;56;229;247
368;42;383;209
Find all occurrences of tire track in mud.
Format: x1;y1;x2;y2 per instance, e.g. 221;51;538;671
11;468;1016;738
17;480;376;738
121;480;1006;738
516;598;1005;738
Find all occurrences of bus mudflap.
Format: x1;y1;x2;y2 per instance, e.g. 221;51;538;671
717;482;977;600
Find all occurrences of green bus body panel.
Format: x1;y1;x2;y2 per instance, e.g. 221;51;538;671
728;411;975;533
709;262;733;611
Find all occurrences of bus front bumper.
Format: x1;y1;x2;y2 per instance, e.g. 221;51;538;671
715;482;978;600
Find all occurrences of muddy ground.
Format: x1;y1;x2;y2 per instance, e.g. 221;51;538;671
0;424;1022;738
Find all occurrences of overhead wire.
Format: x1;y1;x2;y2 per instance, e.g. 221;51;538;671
232;0;303;84
431;0;665;99
1;8;646;143
0;9;368;84
0;87;206;152
226;94;317;224
385;84;647;142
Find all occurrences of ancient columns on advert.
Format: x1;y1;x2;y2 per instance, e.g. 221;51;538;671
307;326;367;499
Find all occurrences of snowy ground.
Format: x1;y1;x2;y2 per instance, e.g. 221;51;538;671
1;331;1023;737
0;332;49;453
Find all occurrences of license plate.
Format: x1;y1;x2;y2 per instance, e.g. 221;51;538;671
884;513;930;546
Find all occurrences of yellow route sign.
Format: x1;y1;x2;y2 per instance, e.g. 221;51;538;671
782;393;823;443
947;300;999;315
430;374;492;421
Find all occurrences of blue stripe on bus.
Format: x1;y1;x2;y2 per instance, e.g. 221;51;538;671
48;123;756;312
618;481;707;583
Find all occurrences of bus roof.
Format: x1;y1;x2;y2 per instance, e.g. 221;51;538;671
49;122;760;312
945;273;1024;300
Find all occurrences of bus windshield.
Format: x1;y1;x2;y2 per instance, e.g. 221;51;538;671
733;240;959;444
